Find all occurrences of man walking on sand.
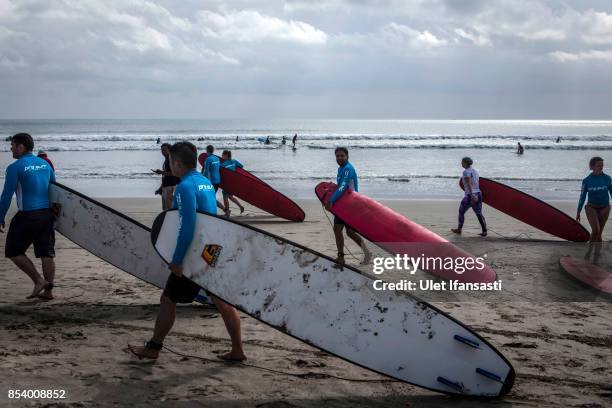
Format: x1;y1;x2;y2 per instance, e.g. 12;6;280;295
452;157;487;237
128;142;246;362
324;147;372;265
0;133;56;300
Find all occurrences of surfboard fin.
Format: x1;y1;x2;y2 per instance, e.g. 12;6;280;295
453;334;481;349
437;376;464;392
476;368;503;383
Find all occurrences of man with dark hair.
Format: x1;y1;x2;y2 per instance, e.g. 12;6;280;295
324;147;371;265
0;133;56;299
128;141;246;362
152;143;180;210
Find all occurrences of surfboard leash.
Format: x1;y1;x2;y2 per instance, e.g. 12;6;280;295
162;345;400;383
486;228;535;241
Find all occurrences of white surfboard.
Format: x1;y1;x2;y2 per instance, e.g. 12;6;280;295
152;209;515;397
49;182;209;303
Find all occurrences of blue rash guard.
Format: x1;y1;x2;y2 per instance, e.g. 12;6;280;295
220;159;243;197
0;153;55;224
577;172;612;212
171;170;217;265
221;159;243;172
203;155;221;185
330;161;358;204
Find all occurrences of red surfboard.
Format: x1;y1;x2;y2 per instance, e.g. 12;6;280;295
199;153;305;222
459;177;589;242
559;256;612;295
315;182;497;283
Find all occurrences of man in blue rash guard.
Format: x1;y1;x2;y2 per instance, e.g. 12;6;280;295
201;144;226;212
0;133;56;300
220;150;245;217
576;156;611;243
128;142;246;362
324;147;372;265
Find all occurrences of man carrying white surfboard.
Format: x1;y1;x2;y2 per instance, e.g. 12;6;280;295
0;133;56;300
324;147;372;265
452;157;488;237
128;142;246;362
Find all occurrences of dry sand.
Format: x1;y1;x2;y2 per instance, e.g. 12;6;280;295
1;198;610;407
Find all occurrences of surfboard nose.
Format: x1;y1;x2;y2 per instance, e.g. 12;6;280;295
151;211;167;246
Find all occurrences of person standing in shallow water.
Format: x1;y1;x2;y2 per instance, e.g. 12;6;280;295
452;157;487;237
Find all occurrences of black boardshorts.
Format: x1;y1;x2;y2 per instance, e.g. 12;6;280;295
333;215;346;226
163;273;202;304
5;209;55;258
213;184;220;193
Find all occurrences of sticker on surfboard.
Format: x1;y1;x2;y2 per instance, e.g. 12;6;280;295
202;244;222;267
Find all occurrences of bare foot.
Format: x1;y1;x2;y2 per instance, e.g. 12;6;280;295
127;344;159;360
451;228;462;234
27;280;49;299
479;231;488;237
239;206;245;214
217;351;246;362
335;256;345;265
38;289;54;300
360;249;372;265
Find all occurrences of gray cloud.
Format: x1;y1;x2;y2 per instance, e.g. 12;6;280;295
0;0;610;118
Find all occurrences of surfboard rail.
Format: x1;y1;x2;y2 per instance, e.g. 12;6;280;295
198;153;305;222
459;177;589;242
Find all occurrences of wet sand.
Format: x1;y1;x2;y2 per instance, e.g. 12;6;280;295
1;198;610;407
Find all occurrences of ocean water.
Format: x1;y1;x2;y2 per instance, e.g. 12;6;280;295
0;119;609;199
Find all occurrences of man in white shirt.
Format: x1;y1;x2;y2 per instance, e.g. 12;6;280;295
452;157;487;237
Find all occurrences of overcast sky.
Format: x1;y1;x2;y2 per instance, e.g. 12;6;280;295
0;0;611;119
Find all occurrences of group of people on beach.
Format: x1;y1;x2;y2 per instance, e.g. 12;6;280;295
0;132;610;362
154;144;245;217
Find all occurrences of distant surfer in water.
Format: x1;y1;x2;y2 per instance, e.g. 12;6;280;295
202;145;226;212
516;142;524;155
152;143;180;210
292;133;297;148
282;136;286;145
325;147;372;265
128;142;246;362
220;150;245;217
0;133;56;300
265;136;271;145
452;157;487;237
576;156;611;243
